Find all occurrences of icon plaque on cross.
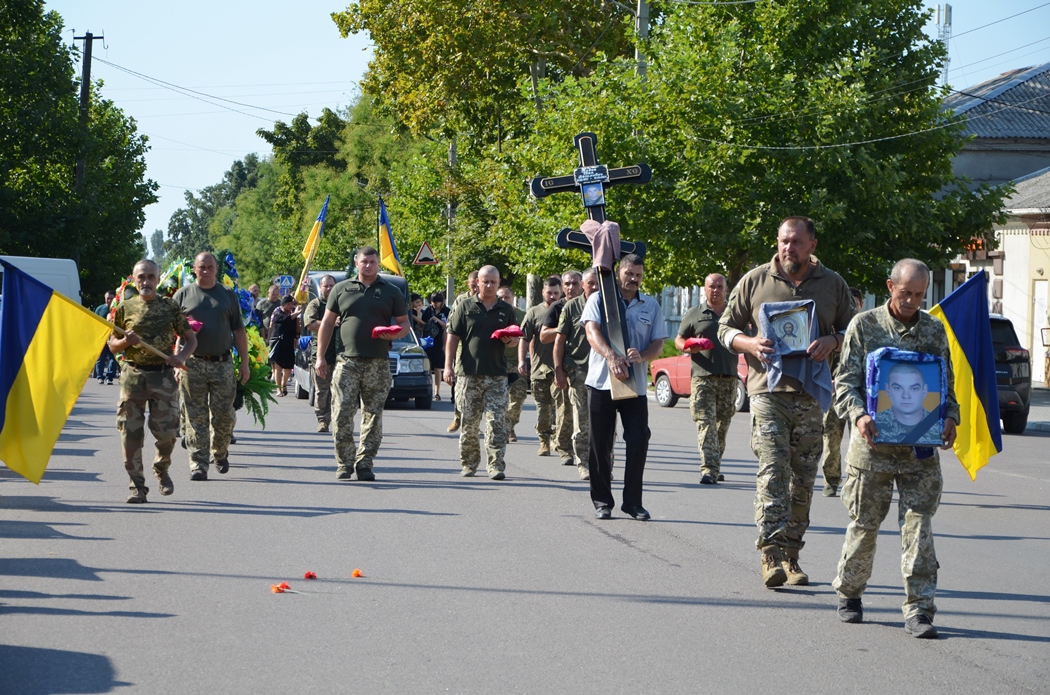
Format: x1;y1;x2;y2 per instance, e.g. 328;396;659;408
530;132;651;399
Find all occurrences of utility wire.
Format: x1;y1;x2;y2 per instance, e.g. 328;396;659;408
952;2;1050;39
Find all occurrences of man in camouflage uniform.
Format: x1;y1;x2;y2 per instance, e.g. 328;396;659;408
718;216;855;587
446;270;480;433
496;286;527;441
445;265;520;479
174;253;250;481
110;260;197;503
676;273;738;485
303;274;338;433
315;247;409;482
519;276;563;457
551;269;597;480
538;271;583;468
833;259;959;639
821;287;864;497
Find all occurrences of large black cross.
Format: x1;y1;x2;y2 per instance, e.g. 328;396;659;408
530;132;651;399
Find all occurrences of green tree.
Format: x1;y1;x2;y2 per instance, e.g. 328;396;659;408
507;0;1009;292
0;0;157;301
331;0;636;141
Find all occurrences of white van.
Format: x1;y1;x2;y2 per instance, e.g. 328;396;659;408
0;255;82;305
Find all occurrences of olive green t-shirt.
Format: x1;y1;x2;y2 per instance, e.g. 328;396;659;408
678;304;737;378
113;295;191;367
555;294;591;371
173;283;244;356
327;276;408;359
256;298;279;331
503;306;525;371
448;296;517;377
304;297;338;363
522;302;557;379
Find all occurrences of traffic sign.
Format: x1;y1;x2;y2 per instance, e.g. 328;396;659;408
274;275;296;290
413;242;438;265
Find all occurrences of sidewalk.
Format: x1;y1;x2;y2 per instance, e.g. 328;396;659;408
1027;384;1050;433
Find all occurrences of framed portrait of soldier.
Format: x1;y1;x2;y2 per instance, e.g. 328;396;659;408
759;301;814;357
865;347;947;447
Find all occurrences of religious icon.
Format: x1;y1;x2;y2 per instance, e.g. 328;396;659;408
581;182;606;208
865;348;947;447
760;302;813;356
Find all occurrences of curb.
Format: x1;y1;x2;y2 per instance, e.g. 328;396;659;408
1027;421;1050;433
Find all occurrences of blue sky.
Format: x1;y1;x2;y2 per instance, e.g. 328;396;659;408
44;2;1050;244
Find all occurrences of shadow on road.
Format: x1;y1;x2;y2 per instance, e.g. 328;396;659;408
0;645;132;694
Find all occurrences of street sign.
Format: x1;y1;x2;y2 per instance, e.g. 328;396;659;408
274;275;296;291
413;242;438;265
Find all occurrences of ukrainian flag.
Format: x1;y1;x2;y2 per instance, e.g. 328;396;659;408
930;270;1003;480
301;194;330;261
378;197;403;276
294;194;330;303
0;261;112;483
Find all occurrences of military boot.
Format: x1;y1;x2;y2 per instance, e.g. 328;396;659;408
537;439;551;457
760;546;787;588
782;548;810;585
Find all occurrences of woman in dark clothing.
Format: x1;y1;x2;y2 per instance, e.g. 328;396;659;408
268;295;300;396
421;292;450;400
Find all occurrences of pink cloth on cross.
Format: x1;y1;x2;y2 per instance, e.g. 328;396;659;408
371;326;401;339
491;325;524;340
580;219;621;271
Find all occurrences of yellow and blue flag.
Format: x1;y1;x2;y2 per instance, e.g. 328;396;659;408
930;270;1002;480
378;197;403;276
0;261;112;483
294;194;330;303
301;194;330;261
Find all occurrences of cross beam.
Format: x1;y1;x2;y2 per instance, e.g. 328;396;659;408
530;132;651;399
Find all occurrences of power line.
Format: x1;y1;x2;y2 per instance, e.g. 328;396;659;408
952;2;1050;39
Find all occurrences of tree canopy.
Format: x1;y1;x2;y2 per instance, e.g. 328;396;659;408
0;0;157;302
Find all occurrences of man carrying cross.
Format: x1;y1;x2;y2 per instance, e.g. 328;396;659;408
530;132;656;518
581;245;666;520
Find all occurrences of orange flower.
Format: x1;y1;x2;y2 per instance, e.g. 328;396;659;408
304;571;317;580
351;569;363;578
271;584;286;593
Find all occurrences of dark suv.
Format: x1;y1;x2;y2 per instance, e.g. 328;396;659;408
291;271;433;410
991;314;1031;434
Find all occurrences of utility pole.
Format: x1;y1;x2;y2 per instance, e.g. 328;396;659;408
73;31;104;191
445;137;457;302
635;0;649;79
935;4;952;87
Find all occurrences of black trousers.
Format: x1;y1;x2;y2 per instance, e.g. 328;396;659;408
587;388;650;509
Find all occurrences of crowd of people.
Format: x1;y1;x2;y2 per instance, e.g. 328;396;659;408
104;216;958;640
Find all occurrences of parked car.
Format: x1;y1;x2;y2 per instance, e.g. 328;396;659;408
650;352;750;412
291;270;433;410
991;314;1031;434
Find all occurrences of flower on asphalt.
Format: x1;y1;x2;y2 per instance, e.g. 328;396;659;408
304;571;317;579
351;569;363;578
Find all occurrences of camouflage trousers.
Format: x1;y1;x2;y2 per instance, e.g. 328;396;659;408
821;404;847;487
564;364;589;466
331;357;391;473
533;374;556;444
833;464;943;619
180;358;237;473
690;374;737;478
117;365;180;493
312;365;332;425
507;372;528;428
457;375;509;473
749;392;824;551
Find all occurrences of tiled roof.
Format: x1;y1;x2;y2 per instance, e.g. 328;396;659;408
943;63;1050;139
1006;165;1050;210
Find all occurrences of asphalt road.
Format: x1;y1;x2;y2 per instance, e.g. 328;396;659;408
2;380;1049;694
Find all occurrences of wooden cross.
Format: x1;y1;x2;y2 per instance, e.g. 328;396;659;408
530;132;651;399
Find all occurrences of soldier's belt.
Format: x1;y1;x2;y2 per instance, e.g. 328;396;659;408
192;352;231;362
125;362;171;372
